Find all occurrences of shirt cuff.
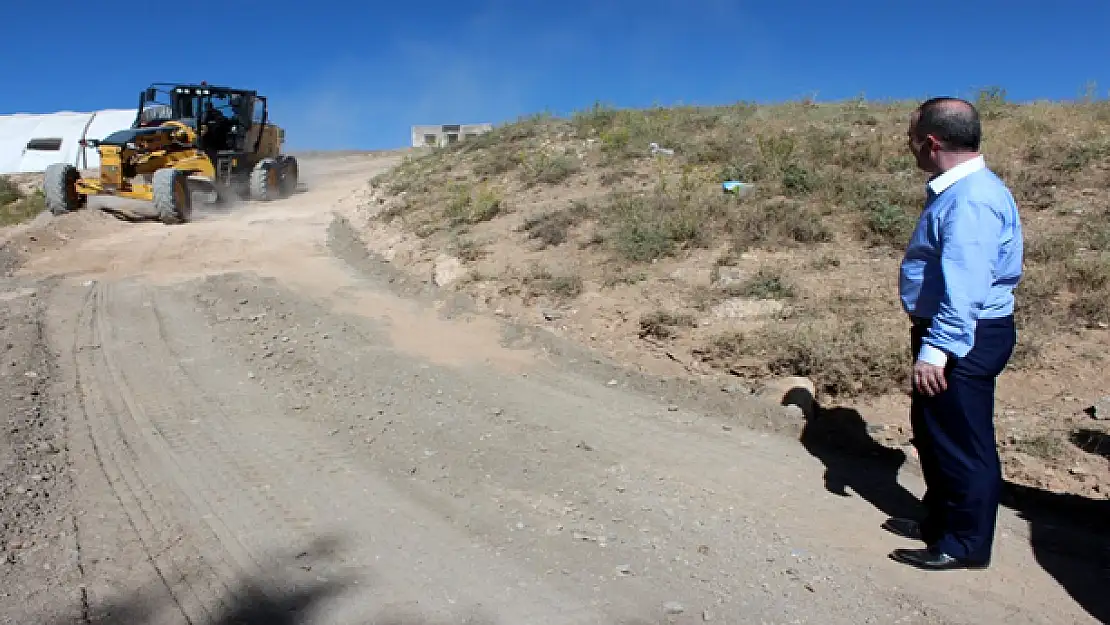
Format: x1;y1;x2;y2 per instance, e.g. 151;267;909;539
917;344;948;367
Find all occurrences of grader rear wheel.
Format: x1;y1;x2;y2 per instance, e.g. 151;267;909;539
249;158;280;202
278;155;298;198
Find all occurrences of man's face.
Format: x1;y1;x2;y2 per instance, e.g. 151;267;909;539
906;112;936;174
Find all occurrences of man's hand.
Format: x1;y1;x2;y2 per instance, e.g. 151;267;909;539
913;359;947;397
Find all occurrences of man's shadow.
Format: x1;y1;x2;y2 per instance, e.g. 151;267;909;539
1002;427;1110;623
796;393;923;522
786;382;1110;623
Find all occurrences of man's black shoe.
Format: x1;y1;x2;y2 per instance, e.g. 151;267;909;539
881;517;923;541
889;547;989;571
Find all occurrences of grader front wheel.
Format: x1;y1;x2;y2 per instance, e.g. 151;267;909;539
43;163;86;216
152;168;192;224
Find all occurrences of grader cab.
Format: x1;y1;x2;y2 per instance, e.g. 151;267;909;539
42;82;298;224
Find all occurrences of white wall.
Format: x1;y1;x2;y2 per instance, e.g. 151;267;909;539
410;123;493;147
0;109;137;174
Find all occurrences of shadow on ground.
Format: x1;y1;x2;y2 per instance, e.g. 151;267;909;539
1071;428;1110;460
788;385;1110;624
1002;481;1110;623
799;402;924;522
37;535;507;625
38;533;677;625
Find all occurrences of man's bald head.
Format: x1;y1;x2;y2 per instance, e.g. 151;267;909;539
911;97;982;153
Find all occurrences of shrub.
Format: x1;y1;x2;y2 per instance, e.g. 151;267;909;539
698;317;905;398
445;185;504;225
639;310;696;339
755;319;906;397
1064;255;1110;292
781;162;817;196
727;199;832;252
0;176;21;206
450;236;486;262
1026;233;1077;264
473;147;524;177
1014;265;1063;330
1065;254;1110;324
602;187;725;262
524;267;583;301
862;198;917;247
1070;291;1110;326
520;201;591;248
1054;140;1110;173
738;267;796;300
1015;433;1066;461
0;179;45;227
1084;222;1110;252
521;152;581;186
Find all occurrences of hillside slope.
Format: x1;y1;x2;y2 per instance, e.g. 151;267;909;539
351;96;1110;500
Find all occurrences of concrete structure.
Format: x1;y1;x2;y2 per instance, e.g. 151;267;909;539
410;123;493;148
0;109;138;174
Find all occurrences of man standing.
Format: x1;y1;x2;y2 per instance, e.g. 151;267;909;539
886;97;1023;570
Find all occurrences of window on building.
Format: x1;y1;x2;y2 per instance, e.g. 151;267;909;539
442;124;461;133
446;133;459;144
26;137;63;151
423;134;437;146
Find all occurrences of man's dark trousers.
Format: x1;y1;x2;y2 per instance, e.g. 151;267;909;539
910;315;1016;564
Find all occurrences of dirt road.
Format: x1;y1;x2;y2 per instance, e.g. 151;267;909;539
0;153;1101;624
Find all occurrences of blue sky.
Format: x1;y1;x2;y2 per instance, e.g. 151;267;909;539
1;0;1107;150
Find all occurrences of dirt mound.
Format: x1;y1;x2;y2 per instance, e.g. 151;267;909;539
1;208;127;277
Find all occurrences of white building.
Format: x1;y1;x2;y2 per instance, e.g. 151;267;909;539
0;109;138;174
410;123;493;148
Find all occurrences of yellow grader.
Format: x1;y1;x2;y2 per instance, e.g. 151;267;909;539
43;82;298;224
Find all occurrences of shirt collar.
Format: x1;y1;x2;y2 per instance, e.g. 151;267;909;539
927;155;986;196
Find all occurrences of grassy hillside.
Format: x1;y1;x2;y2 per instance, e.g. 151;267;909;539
367;93;1109;404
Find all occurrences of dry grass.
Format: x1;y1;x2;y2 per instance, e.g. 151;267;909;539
368;92;1110;399
639;310;697;340
520;201;591;248
697;318;906;397
736;266;796;300
523;266;583;303
0;176;20;206
444;184;504;226
521;151;581;186
1015;433;1068;461
0;176;45;226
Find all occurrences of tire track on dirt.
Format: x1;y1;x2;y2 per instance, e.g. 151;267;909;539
74;283;231;624
73;278;628;623
75;279;336;623
140;283;602;623
89;281;326;599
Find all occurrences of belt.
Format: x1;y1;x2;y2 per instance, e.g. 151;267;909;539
911;314;1014;327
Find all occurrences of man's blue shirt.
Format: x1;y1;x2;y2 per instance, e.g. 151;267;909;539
899;156;1024;365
